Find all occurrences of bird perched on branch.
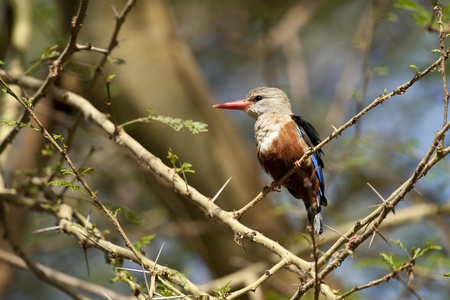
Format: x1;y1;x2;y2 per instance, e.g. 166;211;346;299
213;87;327;235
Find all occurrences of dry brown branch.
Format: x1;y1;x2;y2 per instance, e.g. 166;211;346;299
0;248;135;300
1;2;450;298
1;192;208;298
0;203;90;300
436;2;449;150
0;79;209;298
0;73;313;274
235;44;450;220
0;0;89;154
336;260;415;299
293;122;450;296
2;36;450;295
85;0;137;96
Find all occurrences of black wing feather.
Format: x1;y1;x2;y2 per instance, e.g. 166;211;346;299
291;115;324;160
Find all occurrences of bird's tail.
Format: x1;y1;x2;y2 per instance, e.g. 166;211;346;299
307;204;323;236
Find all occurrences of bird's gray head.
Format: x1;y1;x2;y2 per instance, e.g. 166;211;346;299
212;87;293;119
244;87;292;119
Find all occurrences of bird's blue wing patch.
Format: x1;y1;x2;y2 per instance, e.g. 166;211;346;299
311;153;325;199
295;126;326;203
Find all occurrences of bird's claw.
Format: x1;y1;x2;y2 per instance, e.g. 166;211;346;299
270;181;281;192
294;160;301;168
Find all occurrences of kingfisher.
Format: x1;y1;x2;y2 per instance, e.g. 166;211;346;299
213;87;327;235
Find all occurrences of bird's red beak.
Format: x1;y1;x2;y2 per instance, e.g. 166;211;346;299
212;99;253;110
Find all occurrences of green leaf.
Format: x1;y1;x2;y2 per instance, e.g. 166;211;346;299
42;45;60;60
79;166;96;176
119;109;208;134
181;162;195;174
107;57;126;65
444;273;450;277
409;64;420;73
113;208;121;217
48;180;81;192
52;134;66;149
300;233;311;245
1;120;37;130
41;144;54;156
156;283;175;296
147;109;208;133
22;97;34;107
40;199;62;213
344;249;355;259
391;239;409;258
23;45;60;75
380;253;394;267
431;49;441;53
104;203;144;225
394;0;432;26
411;246;420;259
119;270;136;281
212;280;232;299
60;168;76;176
413;244;442;259
167;148;179;168
107;74;116;82
166;149;195;174
133;234;155;250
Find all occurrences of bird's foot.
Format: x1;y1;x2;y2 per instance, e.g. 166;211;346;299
294;160;301;169
270;181;281;192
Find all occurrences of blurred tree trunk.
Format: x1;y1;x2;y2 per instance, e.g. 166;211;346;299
82;0;290;277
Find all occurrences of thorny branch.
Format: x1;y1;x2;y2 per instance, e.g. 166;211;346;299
336;260;416;300
0;0;90;155
2;36;449;296
0;249;135;300
0;203;90;300
436;2;449;150
1;2;450;300
234;45;450;220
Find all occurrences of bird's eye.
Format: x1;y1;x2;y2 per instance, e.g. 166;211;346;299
254;95;263;101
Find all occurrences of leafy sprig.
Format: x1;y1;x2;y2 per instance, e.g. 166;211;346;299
133;234;155;250
212;280;232;299
119;109;208;134
1;120;37;130
380;239;442;269
167;148;195;174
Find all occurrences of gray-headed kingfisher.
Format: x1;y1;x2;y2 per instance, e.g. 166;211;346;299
213;87;327;235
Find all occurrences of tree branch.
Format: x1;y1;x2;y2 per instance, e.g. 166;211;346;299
0;248;135;300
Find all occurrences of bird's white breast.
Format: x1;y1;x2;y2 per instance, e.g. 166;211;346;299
254;114;291;154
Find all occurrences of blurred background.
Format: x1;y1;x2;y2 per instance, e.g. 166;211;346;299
0;0;449;299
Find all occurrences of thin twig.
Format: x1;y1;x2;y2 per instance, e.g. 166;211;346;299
395;273;425;300
436;3;449;151
0;248;135;300
336;261;415;299
1;28;450;298
85;0;137;96
0;0;90;154
226;258;288;299
0;203;90;300
76;43;109;54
